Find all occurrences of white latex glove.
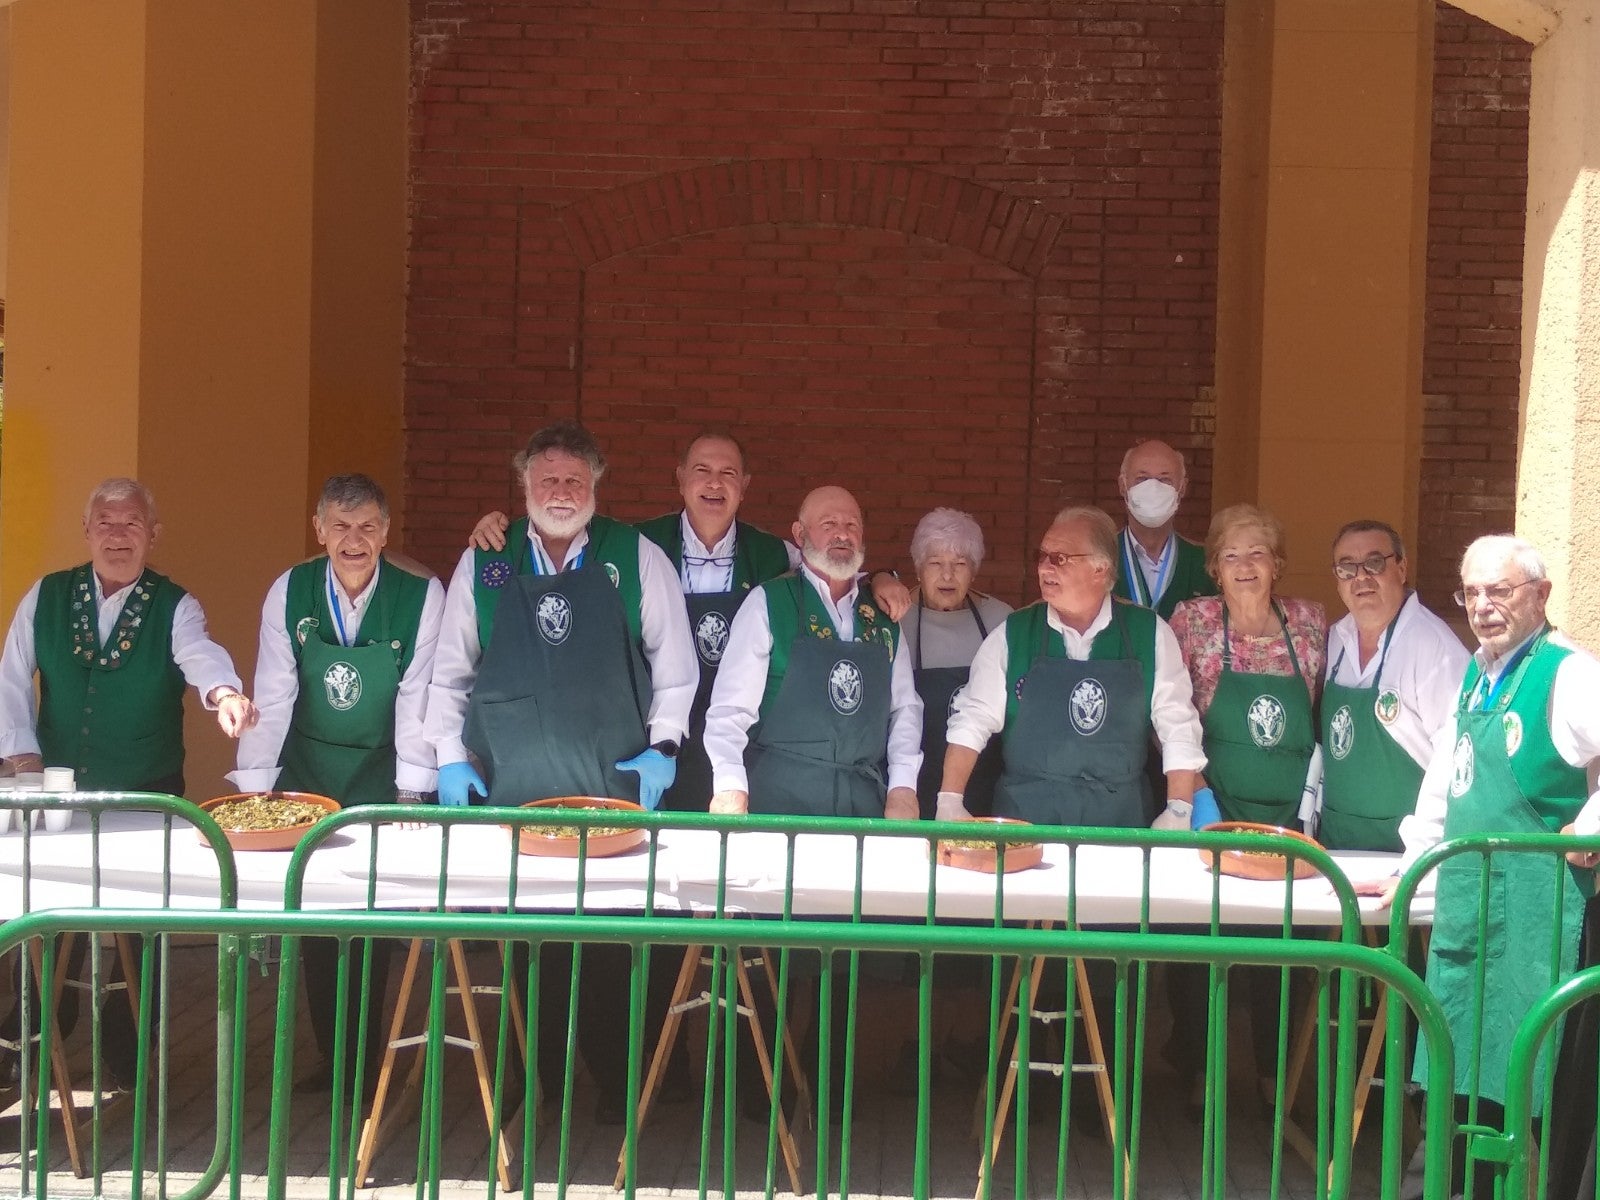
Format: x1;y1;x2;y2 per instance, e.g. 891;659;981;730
935;790;972;822
1151;798;1193;831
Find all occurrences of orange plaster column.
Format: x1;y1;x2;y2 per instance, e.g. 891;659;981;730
1215;0;1434;606
2;1;408;797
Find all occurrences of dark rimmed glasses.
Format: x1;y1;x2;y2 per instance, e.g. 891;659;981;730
1332;552;1396;581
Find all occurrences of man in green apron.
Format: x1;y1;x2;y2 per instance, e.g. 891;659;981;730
233;473;444;1094
940;505;1206;827
426;422;697;1124
1318;520;1466;851
1363;534;1600;1196
1111;439;1216;621
0;477;257;1088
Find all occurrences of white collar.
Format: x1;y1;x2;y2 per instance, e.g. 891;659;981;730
1125;529;1175;567
800;561;861;612
1476;625;1543;683
326;558;382;610
1045;594;1113;641
526;523;591;572
680;511;736;559
92;573;139;607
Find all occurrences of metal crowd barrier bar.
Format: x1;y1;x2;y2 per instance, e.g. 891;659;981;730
1389;832;1600;1200
0;904;1458;1200
0;791;238;1198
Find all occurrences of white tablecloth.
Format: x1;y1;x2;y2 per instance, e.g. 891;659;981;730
0;812;1433;927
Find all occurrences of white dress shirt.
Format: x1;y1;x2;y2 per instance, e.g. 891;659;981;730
231;560;446;793
425;522;698;766
702;564;924;795
947;595;1207;774
677;512;803;596
1323;591;1469;770
1400;628;1600;867
0;571;242;759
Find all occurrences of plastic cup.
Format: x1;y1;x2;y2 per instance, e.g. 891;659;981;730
3;774;42;832
42;767;75;792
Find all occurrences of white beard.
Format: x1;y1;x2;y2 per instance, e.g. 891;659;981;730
802;537;865;584
530;496;596;542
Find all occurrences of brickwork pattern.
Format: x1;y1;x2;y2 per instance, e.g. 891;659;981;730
405;0;1224;604
1419;4;1529;611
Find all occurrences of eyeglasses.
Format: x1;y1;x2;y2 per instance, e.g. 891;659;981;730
1332;552;1396;581
1036;549;1096;570
1453;579;1537;608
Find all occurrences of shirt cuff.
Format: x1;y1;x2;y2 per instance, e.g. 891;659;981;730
712;765;749;795
1573;802;1600;839
1159;740;1207;774
648;721;688;747
946;728;991;754
434;738;470;768
0;732;42;760
200;677;244;711
227;767;280;792
887;765;920;793
396;762;439;793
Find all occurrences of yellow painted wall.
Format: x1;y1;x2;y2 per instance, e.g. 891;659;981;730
2;0;408;798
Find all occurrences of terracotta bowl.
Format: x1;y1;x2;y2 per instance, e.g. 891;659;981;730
516;796;648;858
1197;820;1322;881
197;791;341;852
932;817;1044;874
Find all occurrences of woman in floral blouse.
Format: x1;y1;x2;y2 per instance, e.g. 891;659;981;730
1168;503;1327;829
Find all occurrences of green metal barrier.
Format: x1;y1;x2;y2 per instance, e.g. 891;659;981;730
0;791;239;1200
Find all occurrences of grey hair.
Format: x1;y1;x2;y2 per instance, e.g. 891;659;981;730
84;477;159;526
909;508;986;571
513;421;607;485
1118;440;1187;483
1462;534;1547;582
1050;505;1120;581
317;473;389;521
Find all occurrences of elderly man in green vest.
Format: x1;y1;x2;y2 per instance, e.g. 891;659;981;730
0;476;256;1086
427;420;697;1124
1362;533;1600;1198
232;472;444;1094
1110;439;1216;620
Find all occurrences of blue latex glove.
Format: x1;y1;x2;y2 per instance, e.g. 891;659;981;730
438;761;487;808
614;748;675;811
1190;786;1221;830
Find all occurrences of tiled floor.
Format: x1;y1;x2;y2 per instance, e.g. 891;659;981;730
3;941;1391;1199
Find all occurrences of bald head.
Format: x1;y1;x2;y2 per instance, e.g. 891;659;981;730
794;486;866;584
1119;439;1186;488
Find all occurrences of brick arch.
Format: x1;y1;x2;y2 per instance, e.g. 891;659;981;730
551;159;1063;280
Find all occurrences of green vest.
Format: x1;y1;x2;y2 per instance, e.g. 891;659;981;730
1112;531;1216;620
634;512;791;591
1450;629;1589;831
34;565;188;790
471;514;644;649
756;573;899;719
999;599;1158;739
277;557;430;806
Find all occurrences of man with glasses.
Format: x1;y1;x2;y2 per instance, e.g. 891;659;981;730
1315;520;1467;850
940;505;1205;827
1361;534;1600;1198
1111;439;1217;619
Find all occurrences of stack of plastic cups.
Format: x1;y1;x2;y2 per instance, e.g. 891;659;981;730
40;767;76;832
2;771;43;832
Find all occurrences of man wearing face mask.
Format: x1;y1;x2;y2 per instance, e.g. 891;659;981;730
1112;440;1216;620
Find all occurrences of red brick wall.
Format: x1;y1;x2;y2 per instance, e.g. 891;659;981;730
404;0;1224;604
1418;4;1528;612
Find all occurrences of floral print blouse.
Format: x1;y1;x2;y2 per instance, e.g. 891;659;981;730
1167;595;1328;717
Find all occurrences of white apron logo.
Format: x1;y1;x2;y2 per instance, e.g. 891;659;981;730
1329;705;1354;761
1502;712;1523;757
536;593;573;645
605;561;621;588
829;659;864;716
949;683;967;720
1069;678;1107;735
1248;694;1287;748
695;611;730;665
323;661;362;711
1450;732;1475;798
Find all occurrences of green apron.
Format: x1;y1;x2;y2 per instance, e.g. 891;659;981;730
1319;607;1420;851
993;605;1151;827
912;597;999;819
464;538;651;804
747;583;893;818
1418;630;1592;1110
1202;601;1315;828
277;560;416;808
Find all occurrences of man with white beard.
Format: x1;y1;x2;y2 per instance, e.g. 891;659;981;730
426;421;697;809
1110;439;1216;619
704;485;922;818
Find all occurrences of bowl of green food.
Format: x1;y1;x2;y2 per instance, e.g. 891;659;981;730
931;817;1043;874
516;796;648;858
198;791;340;851
1198;821;1321;880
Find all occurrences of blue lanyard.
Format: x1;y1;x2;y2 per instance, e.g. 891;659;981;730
1120;530;1174;608
326;568;354;647
1329;600;1403;688
1471;633;1538;712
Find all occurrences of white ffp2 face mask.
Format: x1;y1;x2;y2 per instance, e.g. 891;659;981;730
1125;478;1181;527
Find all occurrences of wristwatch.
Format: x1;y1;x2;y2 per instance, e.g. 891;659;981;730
396;789;426;803
650;740;680;759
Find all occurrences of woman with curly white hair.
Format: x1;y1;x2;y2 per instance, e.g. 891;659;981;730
902;508;1012;818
